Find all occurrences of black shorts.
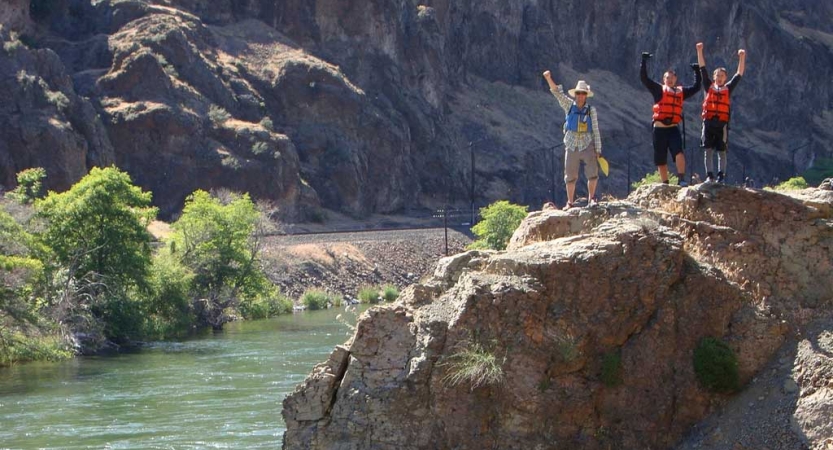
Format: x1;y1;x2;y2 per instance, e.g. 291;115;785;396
701;121;728;152
652;126;683;166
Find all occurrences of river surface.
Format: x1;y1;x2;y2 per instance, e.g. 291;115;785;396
0;307;362;449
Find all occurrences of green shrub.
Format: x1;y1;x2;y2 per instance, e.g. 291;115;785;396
46;90;69;110
301;289;330;310
93;288;146;345
0;330;73;366
381;284;399;302
6;167;46;204
330;293;344;307
238;290;292;319
309;208;328;223
550;329;581;363
693;337;739;393
601;351;623;387
767;176;809;191
141;250;195;339
259;116;274;131
358;285;380;304
442;340;504;390
632;170;678;190
468;200;528;251
3;39;22;54
208;104;231;125
251;141;270;155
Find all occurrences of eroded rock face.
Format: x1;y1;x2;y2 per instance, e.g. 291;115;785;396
283;185;832;450
791;325;833;449
0;0;29;33
0;27;114;193
89;11;315;218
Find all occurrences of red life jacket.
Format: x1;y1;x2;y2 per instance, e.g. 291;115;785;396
652;86;684;125
702;84;731;123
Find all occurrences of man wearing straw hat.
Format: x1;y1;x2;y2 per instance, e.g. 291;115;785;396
543;71;603;209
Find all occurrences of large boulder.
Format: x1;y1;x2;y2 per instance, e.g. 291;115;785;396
283;184;832;449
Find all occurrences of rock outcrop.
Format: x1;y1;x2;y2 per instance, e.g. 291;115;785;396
0;26;114;192
282;184;833;449
0;0;30;33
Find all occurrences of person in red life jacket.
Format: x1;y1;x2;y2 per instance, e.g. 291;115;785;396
542;72;603;209
640;52;702;186
696;42;746;183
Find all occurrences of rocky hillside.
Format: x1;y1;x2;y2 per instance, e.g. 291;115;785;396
1;1;832;218
282;182;833;449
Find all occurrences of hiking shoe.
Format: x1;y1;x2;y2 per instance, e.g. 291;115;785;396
705;172;715;182
717;172;725;183
678;179;689;187
588;197;599;207
543;202;556;210
562;202;574;211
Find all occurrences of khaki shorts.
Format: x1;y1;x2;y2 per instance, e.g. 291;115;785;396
564;142;599;183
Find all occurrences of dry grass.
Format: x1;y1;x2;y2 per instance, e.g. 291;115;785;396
147;220;172;240
282;243;369;267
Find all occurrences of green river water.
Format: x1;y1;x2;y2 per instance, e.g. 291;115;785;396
0;307;361;449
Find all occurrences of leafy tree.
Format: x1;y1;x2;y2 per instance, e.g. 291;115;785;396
167;190;270;328
468;200;528;250
1;207;69;365
6;167;46;204
36;167;157;290
35;167;157;344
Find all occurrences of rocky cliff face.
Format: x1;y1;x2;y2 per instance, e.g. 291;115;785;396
0;26;114;193
2;0;832;216
0;0;29;33
282;184;833;449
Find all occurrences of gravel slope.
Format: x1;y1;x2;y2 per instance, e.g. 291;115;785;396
260;227;472;300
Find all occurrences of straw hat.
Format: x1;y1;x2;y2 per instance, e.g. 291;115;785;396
568;80;594;98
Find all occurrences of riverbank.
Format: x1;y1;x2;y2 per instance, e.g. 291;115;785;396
148;210;474;301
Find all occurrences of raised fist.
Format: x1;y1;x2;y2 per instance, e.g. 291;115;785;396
641;52;653;61
738;49;746;57
696;42;704;51
543;70;552;78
